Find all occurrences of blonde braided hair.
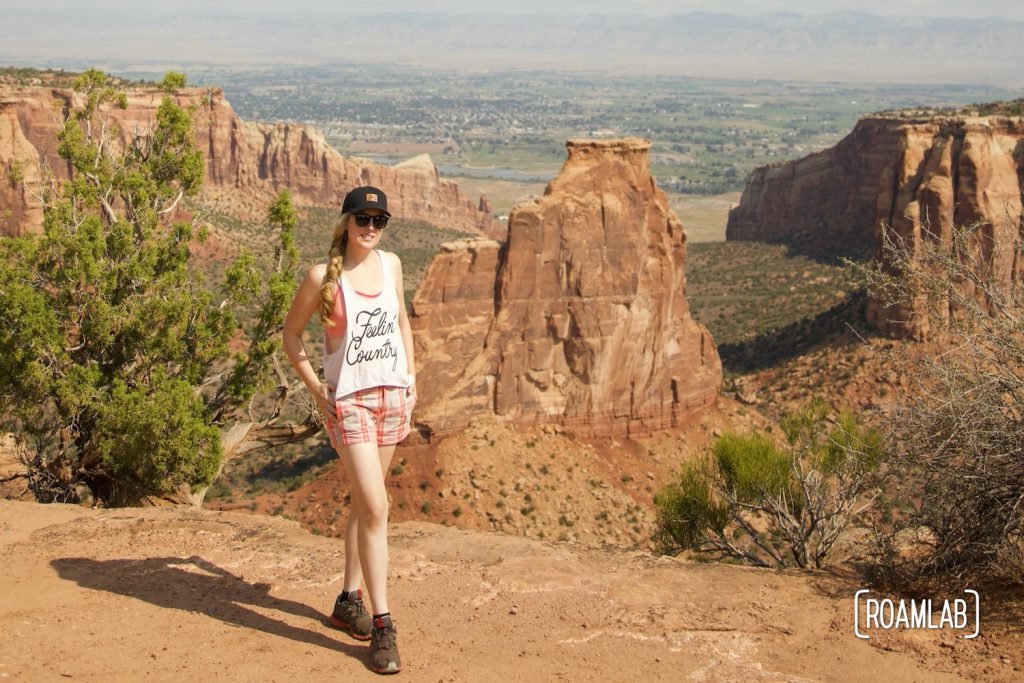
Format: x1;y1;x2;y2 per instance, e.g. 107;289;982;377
318;213;350;327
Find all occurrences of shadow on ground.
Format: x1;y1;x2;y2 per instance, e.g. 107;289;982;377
756;234;874;266
51;555;369;668
719;288;869;374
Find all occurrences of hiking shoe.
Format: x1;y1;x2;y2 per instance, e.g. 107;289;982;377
327;589;372;641
369;614;402;674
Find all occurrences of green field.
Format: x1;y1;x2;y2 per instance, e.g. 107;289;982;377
186;66;1012;198
685;242;867;372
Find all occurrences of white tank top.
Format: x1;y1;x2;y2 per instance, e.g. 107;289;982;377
323;250;410;398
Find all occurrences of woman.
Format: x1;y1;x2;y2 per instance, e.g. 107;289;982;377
283;185;415;675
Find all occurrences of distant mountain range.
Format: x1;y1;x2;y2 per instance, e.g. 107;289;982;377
4;11;1024;85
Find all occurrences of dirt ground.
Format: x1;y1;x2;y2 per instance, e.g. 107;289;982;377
1;499;1019;682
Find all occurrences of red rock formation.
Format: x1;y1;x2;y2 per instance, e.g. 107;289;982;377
409;237;503;428
728;112;1024;339
868;116;1024;338
0;87;69;235
0;85;503;238
411;138;722;439
726;117;909;258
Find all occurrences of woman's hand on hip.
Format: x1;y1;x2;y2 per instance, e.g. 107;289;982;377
314;383;337;417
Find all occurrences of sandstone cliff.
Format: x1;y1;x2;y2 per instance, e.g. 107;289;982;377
0;85;502;238
725;117;910;258
727;112;1024;338
867;115;1024;338
410;138;722;438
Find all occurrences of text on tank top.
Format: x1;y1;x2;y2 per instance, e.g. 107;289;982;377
322;250;410;398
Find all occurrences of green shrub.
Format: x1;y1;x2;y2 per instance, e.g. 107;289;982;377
0;70;311;506
655;401;883;568
655;463;730;551
713;432;793;507
95;372;221;496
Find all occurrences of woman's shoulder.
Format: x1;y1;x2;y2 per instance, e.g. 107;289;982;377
374;250;401;272
378;250;402;268
304;261;329;286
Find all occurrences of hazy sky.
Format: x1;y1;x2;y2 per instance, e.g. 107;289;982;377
5;0;1024;19
5;0;1023;85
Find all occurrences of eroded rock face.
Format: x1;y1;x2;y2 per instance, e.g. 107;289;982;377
727;113;1024;339
0;88;69;235
411;138;722;438
0;85;502;238
726;117;909;258
409;237;503;425
868;116;1024;338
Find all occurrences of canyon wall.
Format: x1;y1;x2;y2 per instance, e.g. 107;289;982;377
411;138;722;439
725;117;910;258
727;112;1024;338
868;116;1024;337
0;85;502;238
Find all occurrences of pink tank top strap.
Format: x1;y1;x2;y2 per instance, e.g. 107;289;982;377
325;283;346;339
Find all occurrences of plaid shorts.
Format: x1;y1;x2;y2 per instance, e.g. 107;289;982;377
324;385;416;447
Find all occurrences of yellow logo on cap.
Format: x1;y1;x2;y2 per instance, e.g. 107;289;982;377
366;193;378;202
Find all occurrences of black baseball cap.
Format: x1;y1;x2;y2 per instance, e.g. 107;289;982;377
342;186;391;217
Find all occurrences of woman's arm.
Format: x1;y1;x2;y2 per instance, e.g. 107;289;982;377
388;252;416;381
283;263;335;414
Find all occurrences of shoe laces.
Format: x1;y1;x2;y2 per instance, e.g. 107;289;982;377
375;626;397;651
339;592;368;617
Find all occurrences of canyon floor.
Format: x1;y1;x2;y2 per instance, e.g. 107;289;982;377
3;499;1020;682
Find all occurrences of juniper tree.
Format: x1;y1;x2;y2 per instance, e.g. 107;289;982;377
0;70;319;506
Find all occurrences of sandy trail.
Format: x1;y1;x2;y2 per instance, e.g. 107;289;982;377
0;500;1010;681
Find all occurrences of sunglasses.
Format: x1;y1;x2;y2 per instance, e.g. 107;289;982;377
352;214;389;229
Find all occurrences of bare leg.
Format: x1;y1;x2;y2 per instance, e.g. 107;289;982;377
342;497;363;592
378;444;398;479
340;444;397;594
337;442;399;615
